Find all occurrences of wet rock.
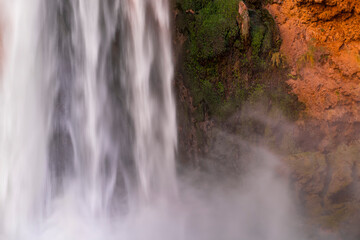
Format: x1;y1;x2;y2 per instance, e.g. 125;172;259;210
325;144;360;205
286;152;327;215
285;143;360;230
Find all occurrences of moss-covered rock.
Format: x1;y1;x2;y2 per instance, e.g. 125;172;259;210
188;0;240;60
175;0;305;161
249;8;281;69
178;0;212;12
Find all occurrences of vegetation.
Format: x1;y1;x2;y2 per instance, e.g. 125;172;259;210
175;1;360;234
270;52;283;67
175;0;304;123
297;40;330;68
188;0;240;60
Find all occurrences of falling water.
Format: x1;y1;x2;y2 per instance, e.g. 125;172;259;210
0;0;178;238
0;0;303;239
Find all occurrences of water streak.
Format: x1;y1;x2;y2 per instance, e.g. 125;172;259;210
0;0;177;238
0;0;301;240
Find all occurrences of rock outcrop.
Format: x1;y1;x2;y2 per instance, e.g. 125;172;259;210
267;0;360;125
285;143;360;237
266;1;360;234
174;0;360;236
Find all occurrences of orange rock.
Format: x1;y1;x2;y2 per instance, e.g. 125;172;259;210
266;0;360;124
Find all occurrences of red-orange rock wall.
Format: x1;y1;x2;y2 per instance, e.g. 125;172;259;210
267;0;360;123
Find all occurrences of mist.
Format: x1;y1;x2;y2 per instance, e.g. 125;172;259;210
0;0;347;239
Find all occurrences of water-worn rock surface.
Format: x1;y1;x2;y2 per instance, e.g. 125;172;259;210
285;143;360;238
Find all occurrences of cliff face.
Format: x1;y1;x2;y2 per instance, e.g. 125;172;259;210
267;0;360;123
285;144;360;238
175;0;360;159
266;1;360;236
174;0;304;162
174;0;360;237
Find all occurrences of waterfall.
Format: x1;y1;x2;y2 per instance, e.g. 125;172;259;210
0;0;177;238
0;0;303;239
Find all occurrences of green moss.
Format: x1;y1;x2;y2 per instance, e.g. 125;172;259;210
180;0;243;119
235;87;247;103
249;9;279;69
178;0;304;123
269;85;305;121
178;0;212;12
233;39;245;51
189;0;240;60
261;9;280;50
201;80;221;106
251;26;265;56
238;53;250;66
248;83;265;104
216;82;225;96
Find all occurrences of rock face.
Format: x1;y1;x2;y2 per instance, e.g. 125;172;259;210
285;143;360;238
267;0;360;139
174;1;360;236
266;1;360;235
174;0;302;162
